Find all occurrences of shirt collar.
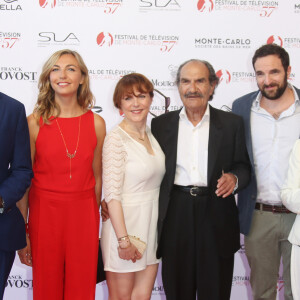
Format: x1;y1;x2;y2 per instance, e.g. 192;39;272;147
253;83;300;110
179;104;210;127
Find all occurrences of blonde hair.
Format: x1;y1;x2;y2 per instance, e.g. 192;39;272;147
34;49;94;124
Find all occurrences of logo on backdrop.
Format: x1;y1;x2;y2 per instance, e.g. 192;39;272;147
0;32;21;48
38;0;123;11
39;0;56;8
152;79;176;88
266;35;300;49
277;277;285;292
5;275;33;289
0;0;22;10
96;32;179;52
152;284;165;295
216;69;231;84
38;32;80;47
222;70;297;84
139;0;181;12
267;35;283;46
168;64;178;79
215;69;257;84
88;68;135;80
295;3;300;13
198;0;279;17
150;69;182;114
97;32;114;47
0;67;38;82
232;275;250;287
197;0;214;12
194;37;251;49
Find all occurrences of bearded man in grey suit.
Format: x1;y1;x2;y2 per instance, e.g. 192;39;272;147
232;43;300;300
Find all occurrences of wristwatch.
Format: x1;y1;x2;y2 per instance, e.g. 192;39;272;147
0;196;4;214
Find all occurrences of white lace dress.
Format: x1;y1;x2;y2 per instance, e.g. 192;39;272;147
101;125;165;272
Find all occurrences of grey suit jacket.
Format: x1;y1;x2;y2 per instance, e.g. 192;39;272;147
232;86;300;235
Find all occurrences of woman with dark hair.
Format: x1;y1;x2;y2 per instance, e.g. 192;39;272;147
101;73;165;299
281;140;300;300
17;49;106;300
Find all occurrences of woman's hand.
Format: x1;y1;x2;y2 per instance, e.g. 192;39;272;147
101;199;110;222
118;244;142;263
17;235;32;267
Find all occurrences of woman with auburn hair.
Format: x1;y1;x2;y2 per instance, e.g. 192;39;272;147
17;49;106;300
101;73;165;299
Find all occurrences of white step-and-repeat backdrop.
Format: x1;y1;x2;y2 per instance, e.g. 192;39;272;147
1;0;300;299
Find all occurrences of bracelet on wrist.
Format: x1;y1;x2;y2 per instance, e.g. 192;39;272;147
25;223;29;236
118;236;130;249
118;235;129;242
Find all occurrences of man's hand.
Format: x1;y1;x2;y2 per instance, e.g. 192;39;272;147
17;235;32;267
101;199;110;221
215;173;237;198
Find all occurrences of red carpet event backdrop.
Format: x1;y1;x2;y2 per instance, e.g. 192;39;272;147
1;0;299;299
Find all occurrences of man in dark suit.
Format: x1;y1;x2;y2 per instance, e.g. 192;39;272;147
151;59;250;300
232;44;299;300
0;92;33;299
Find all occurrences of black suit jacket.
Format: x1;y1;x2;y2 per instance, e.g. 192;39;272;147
151;105;251;257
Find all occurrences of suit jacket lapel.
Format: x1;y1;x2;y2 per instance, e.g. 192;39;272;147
243;95;256;168
207;106;222;184
164;111;180;189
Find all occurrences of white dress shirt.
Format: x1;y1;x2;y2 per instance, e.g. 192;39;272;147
174;105;209;186
251;84;300;205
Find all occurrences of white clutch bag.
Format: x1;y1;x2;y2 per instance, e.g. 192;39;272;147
129;235;147;255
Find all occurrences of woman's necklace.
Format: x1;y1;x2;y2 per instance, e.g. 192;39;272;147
56;116;81;179
121;120;146;142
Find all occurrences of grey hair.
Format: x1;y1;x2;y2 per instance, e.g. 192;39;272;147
176;59;219;100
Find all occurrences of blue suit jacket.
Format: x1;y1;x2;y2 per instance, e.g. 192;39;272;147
232;86;300;235
0;92;33;252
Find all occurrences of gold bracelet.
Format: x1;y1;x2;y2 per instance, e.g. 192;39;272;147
118;235;129;242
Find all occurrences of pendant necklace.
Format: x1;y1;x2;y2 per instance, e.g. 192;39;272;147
56;116;81;179
122;120;145;141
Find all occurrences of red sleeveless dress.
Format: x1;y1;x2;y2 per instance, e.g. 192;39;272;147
29;110;99;300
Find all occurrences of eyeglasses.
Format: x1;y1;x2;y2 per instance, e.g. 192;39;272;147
149;89;171;118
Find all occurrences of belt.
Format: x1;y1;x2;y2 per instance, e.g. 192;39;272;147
255;203;292;214
173;185;209;196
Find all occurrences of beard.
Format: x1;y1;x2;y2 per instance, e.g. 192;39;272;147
260;73;288;100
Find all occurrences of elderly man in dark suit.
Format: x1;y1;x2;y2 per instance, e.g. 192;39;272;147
151;59;251;300
0;92;33;299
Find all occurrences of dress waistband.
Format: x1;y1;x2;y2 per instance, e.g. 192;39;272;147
30;185;95;201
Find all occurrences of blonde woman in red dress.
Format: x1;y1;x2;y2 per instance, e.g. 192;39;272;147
17;49;106;300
